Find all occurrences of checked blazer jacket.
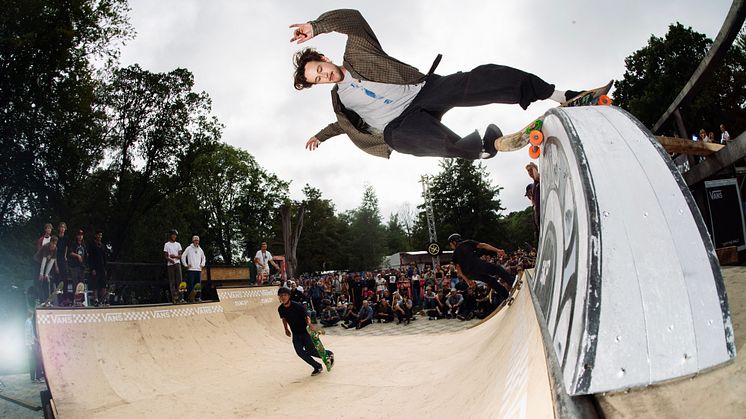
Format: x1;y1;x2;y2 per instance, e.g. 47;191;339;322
308;9;438;159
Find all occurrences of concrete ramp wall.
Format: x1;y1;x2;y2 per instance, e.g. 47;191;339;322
531;105;736;396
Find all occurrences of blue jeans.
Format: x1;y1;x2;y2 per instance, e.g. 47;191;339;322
292;332;332;369
186;270;201;292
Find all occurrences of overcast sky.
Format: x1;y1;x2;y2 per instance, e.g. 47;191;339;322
119;0;732;219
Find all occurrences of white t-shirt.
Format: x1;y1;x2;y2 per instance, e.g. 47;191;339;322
255;250;272;272
163;241;182;266
376;277;387;292
722;130;731;143
337;72;423;132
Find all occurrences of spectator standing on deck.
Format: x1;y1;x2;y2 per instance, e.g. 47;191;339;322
163;229;183;304
720;124;731;144
88;230;108;306
68;229;87;292
36;223;53;251
181;235;206;299
35;236;58;305
55;222;69;294
255;242;280;285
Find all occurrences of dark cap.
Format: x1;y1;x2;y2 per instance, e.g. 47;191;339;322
447;233;462;243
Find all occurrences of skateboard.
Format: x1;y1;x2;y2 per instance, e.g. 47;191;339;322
307;326;333;372
74;282;86;307
505;277;523;307
495;80;614;159
42;281;64;307
178;281;188;303
188;283;202;302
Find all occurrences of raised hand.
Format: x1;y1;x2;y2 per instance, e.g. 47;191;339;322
305;137;321;151
289;23;314;44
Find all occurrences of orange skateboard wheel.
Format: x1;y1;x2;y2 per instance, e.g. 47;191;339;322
528;145;541;159
529;130;544;146
597;95;612;106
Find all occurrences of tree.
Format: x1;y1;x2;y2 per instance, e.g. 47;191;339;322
280;203;305;281
0;0;131;287
384;213;410;254
397;202;417;249
97;65;222;260
295;185;344;274
501;207;536;251
346;185;387;270
0;0;132;229
614;23;746;136
415;159;504;249
190;143;288;264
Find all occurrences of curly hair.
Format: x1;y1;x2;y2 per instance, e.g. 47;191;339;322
293;48;326;90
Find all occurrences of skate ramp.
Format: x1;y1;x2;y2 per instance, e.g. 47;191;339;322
531;106;735;395
36;283;556;418
35;106;738;417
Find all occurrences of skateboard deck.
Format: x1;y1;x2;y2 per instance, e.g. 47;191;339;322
178;281;188;303
188;283;202;302
495;80;614;158
43;281;64;307
308;326;332;372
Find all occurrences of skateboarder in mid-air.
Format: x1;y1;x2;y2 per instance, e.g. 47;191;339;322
448;234;515;302
290;9;585;160
277;287;334;376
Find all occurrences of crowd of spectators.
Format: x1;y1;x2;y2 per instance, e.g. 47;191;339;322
694;123;731;144
279;248;536;330
32;222;109;307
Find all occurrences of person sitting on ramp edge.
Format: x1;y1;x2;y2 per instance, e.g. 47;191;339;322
448;233;515;302
278;287;334;376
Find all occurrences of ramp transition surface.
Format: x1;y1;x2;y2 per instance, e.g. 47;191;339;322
37;283;555;418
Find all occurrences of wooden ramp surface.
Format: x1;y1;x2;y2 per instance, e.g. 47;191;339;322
36;283;555;419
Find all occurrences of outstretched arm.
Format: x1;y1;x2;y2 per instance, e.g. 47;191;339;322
290;9;385;56
477;242;506;258
305;122;345;151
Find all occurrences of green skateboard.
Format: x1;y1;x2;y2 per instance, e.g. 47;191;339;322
495;80;614;159
308;326;332;372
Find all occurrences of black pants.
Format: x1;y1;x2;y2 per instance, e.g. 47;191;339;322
384;64;554;159
473;265;514;305
292;332;331;369
320;318;339;327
